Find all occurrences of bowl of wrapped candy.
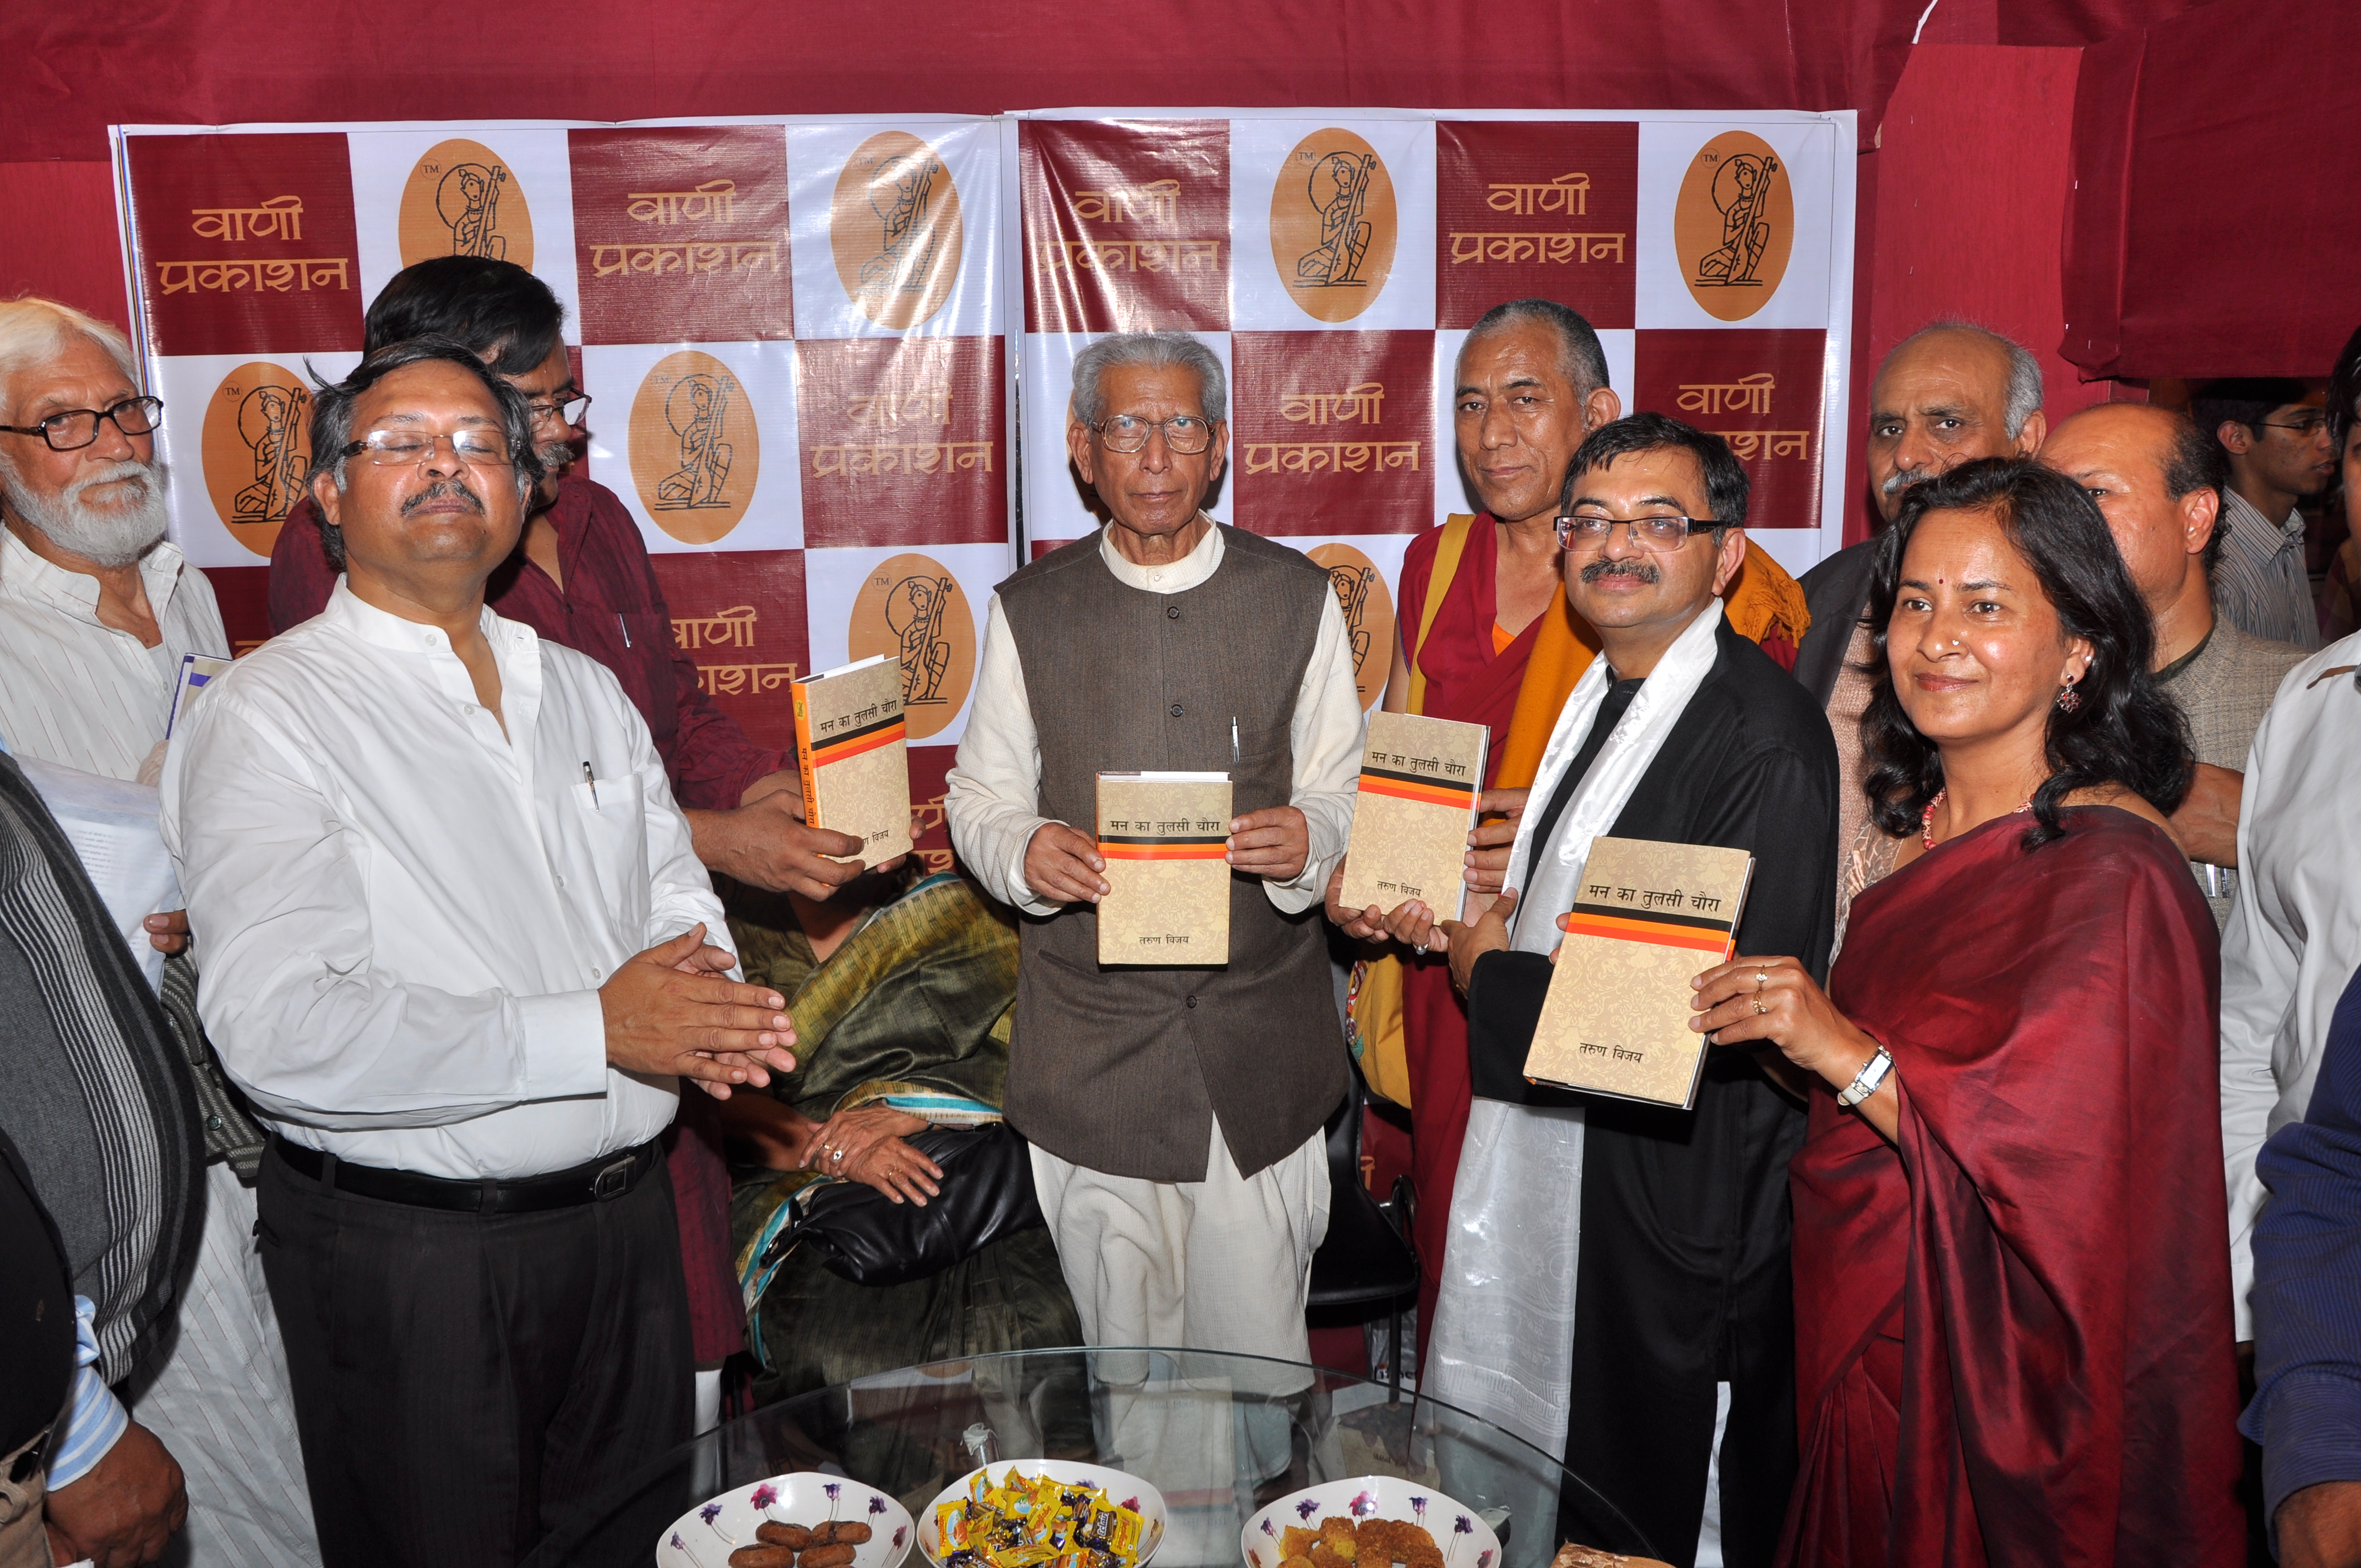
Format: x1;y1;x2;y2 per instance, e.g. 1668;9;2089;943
1241;1479;1501;1568
656;1472;916;1568
920;1461;1167;1568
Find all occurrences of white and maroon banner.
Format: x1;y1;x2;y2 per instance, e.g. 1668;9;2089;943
112;116;1014;872
1010;108;1856;715
109;108;1851;859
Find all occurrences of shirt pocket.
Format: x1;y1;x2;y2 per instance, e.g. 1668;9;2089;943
568;773;651;937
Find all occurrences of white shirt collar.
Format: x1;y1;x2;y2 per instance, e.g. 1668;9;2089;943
0;526;186;623
1096;514;1223;594
324;575;525;659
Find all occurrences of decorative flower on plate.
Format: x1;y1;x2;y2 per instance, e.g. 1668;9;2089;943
1121;1498;1140;1514
870;1495;889;1516
893;1526;908;1549
671;1533;687;1553
752;1485;779;1512
1296;1500;1320;1521
1478;1551;1494;1568
1350;1491;1378;1519
701;1504;723;1526
1409;1498;1427;1522
1263;1520;1280;1539
1454;1517;1473;1535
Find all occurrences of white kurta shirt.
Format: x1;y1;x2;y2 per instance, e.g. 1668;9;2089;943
161;581;724;1180
945;520;1364;916
0;528;229;780
2220;632;2361;1337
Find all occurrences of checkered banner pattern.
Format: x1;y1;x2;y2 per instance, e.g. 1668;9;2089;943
109;109;1853;867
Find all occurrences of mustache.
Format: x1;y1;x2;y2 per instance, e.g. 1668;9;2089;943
62;458;155;505
1881;465;1927;498
1579;558;1660;584
400;478;485;517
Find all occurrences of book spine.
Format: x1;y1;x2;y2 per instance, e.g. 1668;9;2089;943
791;681;824;829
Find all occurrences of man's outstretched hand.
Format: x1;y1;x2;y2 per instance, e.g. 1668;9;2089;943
45;1418;186;1567
601;924;797;1099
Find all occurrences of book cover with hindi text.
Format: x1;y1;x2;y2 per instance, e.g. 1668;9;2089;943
1523;836;1755;1109
1338;710;1489;922
1096;772;1232;966
791;655;913;865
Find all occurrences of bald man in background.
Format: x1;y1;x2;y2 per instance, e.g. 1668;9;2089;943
1792;323;2045;891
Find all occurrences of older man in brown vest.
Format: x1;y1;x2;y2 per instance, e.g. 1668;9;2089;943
946;330;1361;1367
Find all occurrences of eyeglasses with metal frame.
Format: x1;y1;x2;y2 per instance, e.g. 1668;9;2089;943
0;397;165;452
1554;510;1721;550
2256;413;2329;436
341;429;518;468
525;393;592;427
1091;413;1216;455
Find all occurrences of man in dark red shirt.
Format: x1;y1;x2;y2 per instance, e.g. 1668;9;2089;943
270;257;887;1427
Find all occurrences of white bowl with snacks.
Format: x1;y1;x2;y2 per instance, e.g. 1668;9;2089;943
920;1460;1167;1568
1242;1479;1500;1568
657;1472;917;1568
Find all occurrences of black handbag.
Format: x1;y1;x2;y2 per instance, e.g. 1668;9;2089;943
782;1121;1045;1287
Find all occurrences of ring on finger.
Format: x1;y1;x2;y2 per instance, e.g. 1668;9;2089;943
1755;970;1769;989
1751;997;1770;1015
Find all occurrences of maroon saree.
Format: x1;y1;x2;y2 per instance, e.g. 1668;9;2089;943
1782;805;2244;1566
1394;516;1541;1362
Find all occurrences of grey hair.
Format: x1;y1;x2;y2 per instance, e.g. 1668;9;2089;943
1900;319;2044;439
0;298;142;423
1462;298;1611;395
1069;331;1227;428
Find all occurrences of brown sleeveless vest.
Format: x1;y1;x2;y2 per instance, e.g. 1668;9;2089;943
997;526;1348;1182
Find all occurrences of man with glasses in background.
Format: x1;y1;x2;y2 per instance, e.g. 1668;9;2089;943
2193;377;2336;650
164;338;802;1568
946;329;1362;1370
0;297;316;1567
1421;412;1838;1567
269;257;891;1433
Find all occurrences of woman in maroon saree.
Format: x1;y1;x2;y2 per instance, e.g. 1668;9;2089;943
1688;459;2245;1564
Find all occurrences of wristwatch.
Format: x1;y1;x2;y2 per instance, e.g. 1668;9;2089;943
1836;1044;1894;1108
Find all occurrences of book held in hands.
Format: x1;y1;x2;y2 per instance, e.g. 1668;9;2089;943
791;655;913;865
1338;711;1489;922
1522;836;1756;1110
1096;772;1232;966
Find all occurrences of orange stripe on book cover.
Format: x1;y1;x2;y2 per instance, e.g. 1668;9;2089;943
1560;911;1734;954
810;721;907;766
1099;842;1228;859
791;681;824;827
1358;776;1473;808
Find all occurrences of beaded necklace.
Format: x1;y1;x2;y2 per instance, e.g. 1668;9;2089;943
1919;788;2033;850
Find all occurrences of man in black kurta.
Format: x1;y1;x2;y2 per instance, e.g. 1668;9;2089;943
1433;414;1837;1568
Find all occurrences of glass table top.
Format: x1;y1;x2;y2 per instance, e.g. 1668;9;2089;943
526;1348;1660;1568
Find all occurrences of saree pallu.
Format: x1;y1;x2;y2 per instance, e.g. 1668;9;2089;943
1782;807;2244;1566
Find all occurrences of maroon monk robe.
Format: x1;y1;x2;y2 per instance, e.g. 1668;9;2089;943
1782;806;2244;1566
1392;516;1541;1365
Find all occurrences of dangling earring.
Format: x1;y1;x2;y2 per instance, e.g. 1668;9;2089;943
2055;682;2082;714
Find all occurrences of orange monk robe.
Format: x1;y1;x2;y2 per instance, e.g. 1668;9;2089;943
1493;538;1811;789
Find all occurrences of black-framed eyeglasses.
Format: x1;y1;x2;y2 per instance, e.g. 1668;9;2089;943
525;392;591;427
1092;413;1215;455
341;429;517;469
0;396;164;452
2258;414;2329;436
1554;511;1720;550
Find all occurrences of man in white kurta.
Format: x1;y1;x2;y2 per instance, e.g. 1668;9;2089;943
0;297;315;1568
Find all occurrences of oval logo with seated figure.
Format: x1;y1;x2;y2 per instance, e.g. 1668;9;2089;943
628;350;760;545
830;132;964;331
1305;543;1397;711
1269;130;1397;324
200;361;312;559
846;552;977;740
1673;131;1793;322
398;139;535;271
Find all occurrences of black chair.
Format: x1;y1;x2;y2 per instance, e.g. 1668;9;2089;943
1306;1065;1420;1401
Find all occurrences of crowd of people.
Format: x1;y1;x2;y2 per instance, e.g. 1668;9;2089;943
4;254;2361;1568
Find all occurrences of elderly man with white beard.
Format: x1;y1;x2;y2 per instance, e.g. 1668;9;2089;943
0;298;317;1567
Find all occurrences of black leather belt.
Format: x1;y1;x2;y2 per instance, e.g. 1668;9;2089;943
271;1137;661;1215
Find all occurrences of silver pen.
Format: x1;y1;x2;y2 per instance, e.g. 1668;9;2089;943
617;613;631;648
583;761;599;807
1231;717;1239;769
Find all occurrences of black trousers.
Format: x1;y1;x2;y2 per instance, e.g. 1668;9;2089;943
255;1147;693;1568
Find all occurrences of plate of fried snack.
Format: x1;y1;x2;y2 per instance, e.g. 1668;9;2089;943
656;1472;916;1568
920;1460;1167;1568
1241;1479;1500;1568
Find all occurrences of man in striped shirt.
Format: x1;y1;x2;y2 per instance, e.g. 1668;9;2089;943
0;297;317;1567
2194;378;2336;651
